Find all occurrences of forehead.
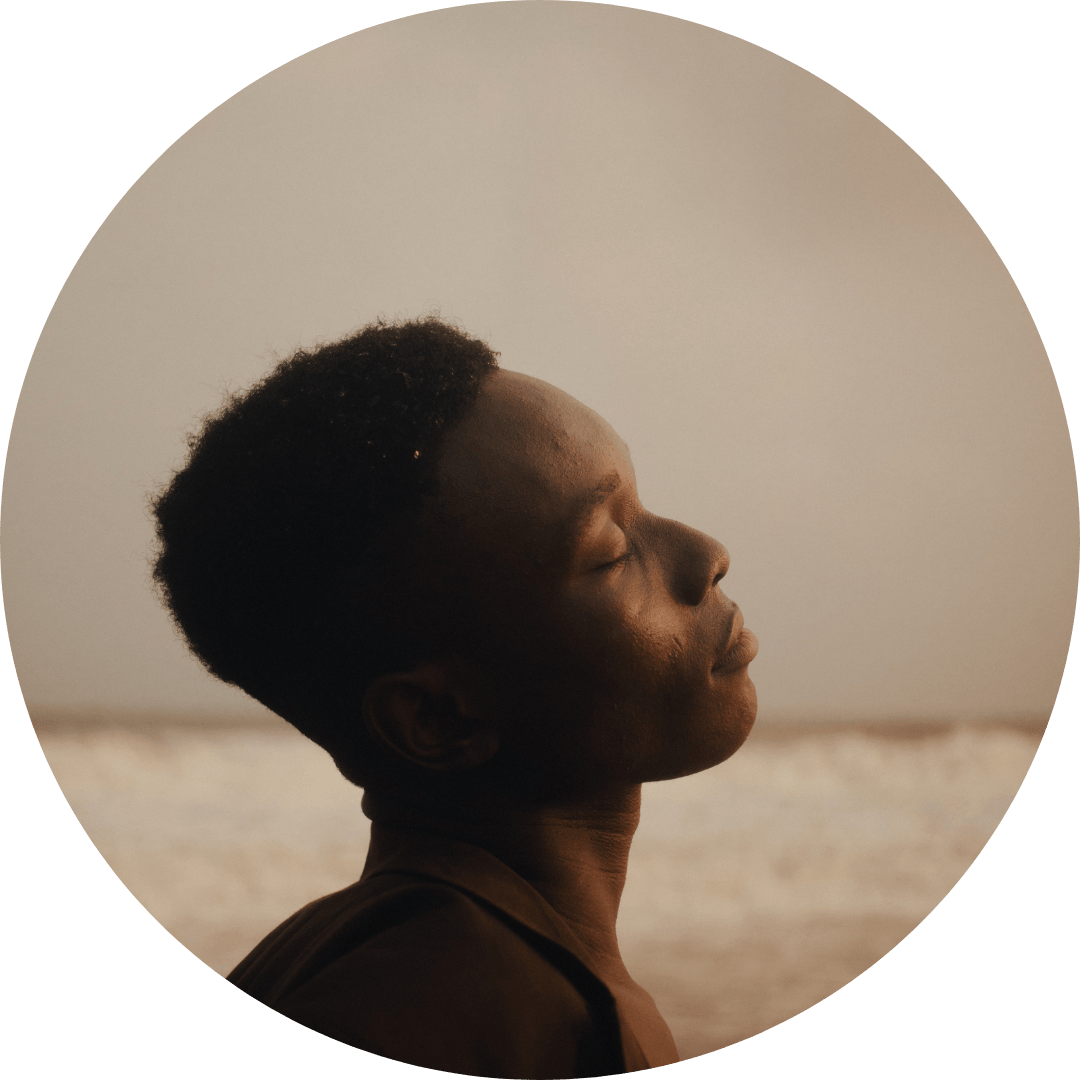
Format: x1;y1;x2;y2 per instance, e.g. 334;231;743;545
433;369;632;552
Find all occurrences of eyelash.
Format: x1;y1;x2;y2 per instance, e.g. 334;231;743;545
599;538;635;571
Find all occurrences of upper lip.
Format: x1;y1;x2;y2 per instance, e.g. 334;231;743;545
712;604;755;671
723;605;744;656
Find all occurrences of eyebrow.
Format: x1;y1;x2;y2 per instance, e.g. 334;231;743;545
565;471;623;536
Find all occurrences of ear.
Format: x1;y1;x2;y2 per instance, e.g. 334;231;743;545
362;664;500;772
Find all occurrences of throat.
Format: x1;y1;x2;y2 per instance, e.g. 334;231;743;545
362;783;642;977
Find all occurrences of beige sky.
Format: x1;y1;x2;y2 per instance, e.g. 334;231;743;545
2;2;1075;723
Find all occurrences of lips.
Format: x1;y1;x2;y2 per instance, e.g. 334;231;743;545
712;606;759;673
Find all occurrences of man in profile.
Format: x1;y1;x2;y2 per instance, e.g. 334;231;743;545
151;317;758;1077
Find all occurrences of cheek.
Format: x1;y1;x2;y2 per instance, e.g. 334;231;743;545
543;604;701;735
486;589;730;747
576;593;686;675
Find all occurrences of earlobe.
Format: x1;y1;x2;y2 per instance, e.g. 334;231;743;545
362;666;500;772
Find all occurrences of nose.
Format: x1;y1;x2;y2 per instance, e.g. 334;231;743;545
654;516;729;606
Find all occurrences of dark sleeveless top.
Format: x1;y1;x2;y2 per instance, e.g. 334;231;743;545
228;824;670;1077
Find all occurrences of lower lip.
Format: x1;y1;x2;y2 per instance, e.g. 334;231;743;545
713;628;759;673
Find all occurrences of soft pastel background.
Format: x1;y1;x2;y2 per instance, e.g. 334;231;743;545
3;1;1073;1065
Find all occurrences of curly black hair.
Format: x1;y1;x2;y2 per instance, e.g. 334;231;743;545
151;316;499;786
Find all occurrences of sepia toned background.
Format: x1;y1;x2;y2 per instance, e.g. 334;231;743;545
3;1;1075;1065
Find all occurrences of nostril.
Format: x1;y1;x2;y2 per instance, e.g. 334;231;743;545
713;542;730;585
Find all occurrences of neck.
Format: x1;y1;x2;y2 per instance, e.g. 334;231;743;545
362;783;642;980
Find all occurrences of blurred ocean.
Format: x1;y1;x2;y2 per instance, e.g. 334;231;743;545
34;716;1042;1060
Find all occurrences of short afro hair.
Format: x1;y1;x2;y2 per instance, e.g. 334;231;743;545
151;316;499;786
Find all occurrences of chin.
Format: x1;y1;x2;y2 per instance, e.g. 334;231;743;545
728;679;759;747
725;679;758;751
672;679;758;779
645;716;757;784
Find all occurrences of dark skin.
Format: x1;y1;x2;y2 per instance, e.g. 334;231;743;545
362;369;758;1060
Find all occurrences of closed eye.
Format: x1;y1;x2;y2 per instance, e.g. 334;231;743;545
596;552;630;571
594;534;636;573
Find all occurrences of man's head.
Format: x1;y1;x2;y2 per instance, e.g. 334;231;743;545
151;317;499;786
153;318;757;801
